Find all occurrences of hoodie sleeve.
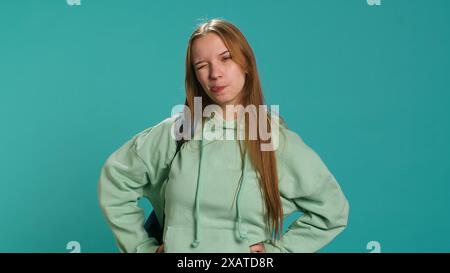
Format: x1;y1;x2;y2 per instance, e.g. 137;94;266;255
98;119;177;253
264;130;349;253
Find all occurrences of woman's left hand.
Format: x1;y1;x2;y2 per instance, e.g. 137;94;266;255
249;242;266;253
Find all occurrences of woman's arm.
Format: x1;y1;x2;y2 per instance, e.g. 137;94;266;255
264;130;350;253
98;131;160;253
98;118;178;253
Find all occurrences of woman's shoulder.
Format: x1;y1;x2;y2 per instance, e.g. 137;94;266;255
132;114;182;153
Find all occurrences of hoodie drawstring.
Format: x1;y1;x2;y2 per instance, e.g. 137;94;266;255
236;147;248;240
191;124;204;248
191;122;248;249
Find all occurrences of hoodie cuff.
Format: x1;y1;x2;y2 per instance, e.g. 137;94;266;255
135;240;160;253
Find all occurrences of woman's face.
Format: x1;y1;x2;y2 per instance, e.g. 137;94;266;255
191;33;246;109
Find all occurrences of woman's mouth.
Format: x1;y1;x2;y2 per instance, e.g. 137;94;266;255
210;86;226;93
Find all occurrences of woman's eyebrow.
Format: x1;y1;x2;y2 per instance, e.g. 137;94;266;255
194;50;230;66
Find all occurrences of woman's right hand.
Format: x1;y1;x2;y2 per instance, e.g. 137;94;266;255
155;244;165;253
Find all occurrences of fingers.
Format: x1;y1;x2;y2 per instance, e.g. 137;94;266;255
155;244;165;253
250;242;266;253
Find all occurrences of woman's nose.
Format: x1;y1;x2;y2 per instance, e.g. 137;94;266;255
209;63;223;79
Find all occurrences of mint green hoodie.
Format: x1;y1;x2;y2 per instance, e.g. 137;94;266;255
98;113;349;253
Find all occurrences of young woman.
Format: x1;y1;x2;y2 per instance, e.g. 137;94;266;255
98;19;349;253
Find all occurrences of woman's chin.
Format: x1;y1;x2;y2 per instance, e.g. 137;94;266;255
207;92;241;108
211;97;230;107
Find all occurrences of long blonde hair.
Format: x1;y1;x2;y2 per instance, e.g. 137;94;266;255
184;19;283;240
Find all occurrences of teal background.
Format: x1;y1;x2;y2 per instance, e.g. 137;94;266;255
1;0;449;253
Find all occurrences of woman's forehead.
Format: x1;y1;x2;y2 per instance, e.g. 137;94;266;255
192;33;229;59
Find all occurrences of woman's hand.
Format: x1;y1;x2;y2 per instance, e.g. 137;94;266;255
155;244;165;253
249;242;266;253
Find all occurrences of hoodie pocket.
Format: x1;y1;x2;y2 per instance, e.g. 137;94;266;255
164;225;250;253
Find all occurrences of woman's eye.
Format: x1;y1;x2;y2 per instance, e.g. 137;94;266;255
223;56;232;61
